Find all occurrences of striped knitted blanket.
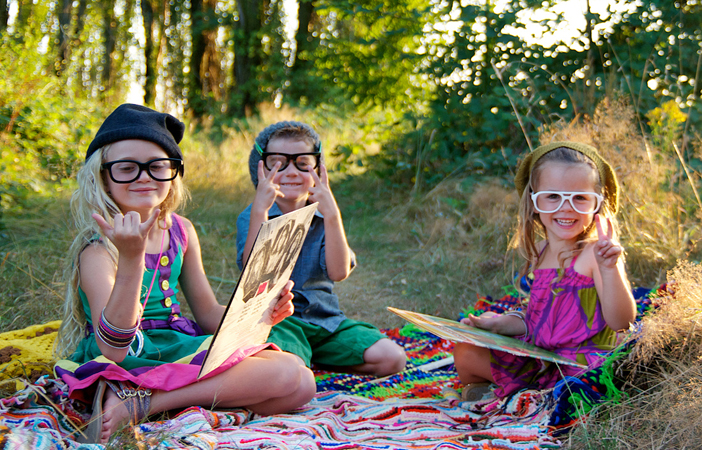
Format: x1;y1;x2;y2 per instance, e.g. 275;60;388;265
0;286;664;449
1;376;560;449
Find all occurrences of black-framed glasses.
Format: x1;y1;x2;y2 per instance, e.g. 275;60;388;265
262;152;320;172
102;158;184;184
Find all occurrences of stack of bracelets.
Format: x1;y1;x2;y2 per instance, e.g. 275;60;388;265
94;228;165;352
97;308;139;349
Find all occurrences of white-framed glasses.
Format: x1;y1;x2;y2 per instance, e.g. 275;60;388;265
530;191;604;214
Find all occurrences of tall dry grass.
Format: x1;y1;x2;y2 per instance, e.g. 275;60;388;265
567;261;702;449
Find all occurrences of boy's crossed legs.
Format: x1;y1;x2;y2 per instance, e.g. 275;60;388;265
269;316;406;377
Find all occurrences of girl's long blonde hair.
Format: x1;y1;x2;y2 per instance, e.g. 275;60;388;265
513;147;620;286
54;146;188;358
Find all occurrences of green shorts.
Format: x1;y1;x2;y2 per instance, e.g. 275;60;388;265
267;316;386;368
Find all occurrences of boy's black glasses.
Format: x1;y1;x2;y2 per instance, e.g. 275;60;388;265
102;158;184;184
262;152;320;172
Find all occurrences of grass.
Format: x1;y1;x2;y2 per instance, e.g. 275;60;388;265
2;98;702;448
566;261;702;449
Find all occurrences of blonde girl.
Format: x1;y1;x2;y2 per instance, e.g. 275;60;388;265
54;104;315;444
453;142;636;401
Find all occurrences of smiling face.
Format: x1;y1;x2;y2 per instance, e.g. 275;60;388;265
264;137;316;211
533;161;600;245
103;139;173;218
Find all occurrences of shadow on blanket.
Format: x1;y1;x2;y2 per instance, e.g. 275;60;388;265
0;286;664;449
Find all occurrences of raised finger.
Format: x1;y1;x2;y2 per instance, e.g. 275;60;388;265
309;165;321;186
266;161;282;180
141;209;161;234
595;214;605;240
606;217;613;239
257;161;265;186
92;213;114;235
319;164;329;186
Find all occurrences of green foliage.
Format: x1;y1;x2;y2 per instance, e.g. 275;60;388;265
646;100;688;151
0;35;96;213
314;0;432;110
1;0;700;193
322;0;701;190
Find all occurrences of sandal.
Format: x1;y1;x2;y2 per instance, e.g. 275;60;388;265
104;380;152;427
461;381;493;402
76;379;152;444
77;379;107;443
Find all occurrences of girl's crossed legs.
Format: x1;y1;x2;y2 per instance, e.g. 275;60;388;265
98;349;315;443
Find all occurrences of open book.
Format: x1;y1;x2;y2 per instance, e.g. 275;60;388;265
388;307;587;369
198;203;318;378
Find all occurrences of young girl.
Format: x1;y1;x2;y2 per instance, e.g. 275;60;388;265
54;104;316;444
453;141;636;401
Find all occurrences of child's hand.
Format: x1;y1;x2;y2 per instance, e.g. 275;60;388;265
270;280;295;325
460;311;526;336
460;311;500;332
92;209;160;258
594;214;622;270
253;160;283;213
308;165;339;218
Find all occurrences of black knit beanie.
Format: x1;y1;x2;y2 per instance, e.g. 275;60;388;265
249;121;323;187
86;104;185;161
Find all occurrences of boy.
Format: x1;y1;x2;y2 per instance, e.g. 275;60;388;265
236;121;406;377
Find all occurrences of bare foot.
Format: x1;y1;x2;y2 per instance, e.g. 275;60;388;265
100;388;130;443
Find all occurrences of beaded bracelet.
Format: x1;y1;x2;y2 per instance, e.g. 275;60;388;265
96;308;138;349
503;311;528;339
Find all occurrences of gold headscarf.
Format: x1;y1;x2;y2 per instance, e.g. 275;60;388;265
514;141;619;214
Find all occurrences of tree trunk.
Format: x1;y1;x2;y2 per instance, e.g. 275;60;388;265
584;0;596;111
202;0;221;102
54;0;73;77
188;0;219;118
231;0;263;117
141;0;157;105
0;0;9;34
189;0;203;117
288;0;316;103
14;0;34;35
74;0;88;44
100;0;117;96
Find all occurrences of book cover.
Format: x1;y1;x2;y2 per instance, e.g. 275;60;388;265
198;203;318;378
388;306;587;369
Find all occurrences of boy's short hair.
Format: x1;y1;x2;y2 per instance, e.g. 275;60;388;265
248;121;324;187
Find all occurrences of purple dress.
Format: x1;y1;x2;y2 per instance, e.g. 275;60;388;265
490;253;617;397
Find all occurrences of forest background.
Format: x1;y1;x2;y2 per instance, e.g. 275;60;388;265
1;0;702;447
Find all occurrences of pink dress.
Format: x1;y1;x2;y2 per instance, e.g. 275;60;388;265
489;253;617;397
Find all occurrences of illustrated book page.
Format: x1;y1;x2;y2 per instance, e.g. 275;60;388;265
387;306;587;369
199;203;318;378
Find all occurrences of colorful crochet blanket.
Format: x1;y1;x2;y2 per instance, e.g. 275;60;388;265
0;287;665;449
